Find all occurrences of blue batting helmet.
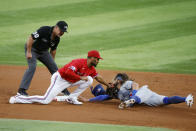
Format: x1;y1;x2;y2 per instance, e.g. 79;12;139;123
91;84;106;96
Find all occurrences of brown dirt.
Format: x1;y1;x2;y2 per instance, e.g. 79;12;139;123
0;65;196;131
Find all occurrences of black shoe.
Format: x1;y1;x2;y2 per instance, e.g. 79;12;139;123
61;88;70;96
17;88;28;96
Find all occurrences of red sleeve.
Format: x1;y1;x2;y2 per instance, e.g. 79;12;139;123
63;60;81;82
64;69;81;82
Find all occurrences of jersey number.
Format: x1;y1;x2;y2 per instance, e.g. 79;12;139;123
32;32;39;38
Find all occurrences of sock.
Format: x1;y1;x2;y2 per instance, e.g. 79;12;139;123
89;95;110;102
163;96;186;104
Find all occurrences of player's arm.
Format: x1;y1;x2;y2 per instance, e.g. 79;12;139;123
50;49;56;59
50;40;59;59
79;95;110;102
27;27;45;59
89;95;110;102
64;62;89;82
132;82;139;90
131;82;139;96
26;36;34;59
64;68;85;82
78;96;89;102
95;74;111;88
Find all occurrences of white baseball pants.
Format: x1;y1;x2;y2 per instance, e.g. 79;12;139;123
14;71;93;104
135;85;166;106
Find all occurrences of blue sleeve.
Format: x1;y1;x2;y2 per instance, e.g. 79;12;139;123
132;90;138;96
89;95;110;102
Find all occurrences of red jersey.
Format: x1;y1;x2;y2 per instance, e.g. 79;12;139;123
58;58;98;83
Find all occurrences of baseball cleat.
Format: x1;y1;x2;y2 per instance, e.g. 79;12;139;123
66;97;83;105
185;94;194;107
9;96;16;104
124;99;135;107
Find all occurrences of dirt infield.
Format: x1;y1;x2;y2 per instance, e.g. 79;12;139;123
0;65;196;131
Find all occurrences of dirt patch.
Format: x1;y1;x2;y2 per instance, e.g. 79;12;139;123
0;65;196;131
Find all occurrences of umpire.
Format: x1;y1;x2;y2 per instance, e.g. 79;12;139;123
17;21;70;96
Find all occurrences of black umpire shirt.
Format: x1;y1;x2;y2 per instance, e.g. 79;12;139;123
31;26;60;52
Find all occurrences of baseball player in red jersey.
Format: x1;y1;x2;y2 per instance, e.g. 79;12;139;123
9;50;111;105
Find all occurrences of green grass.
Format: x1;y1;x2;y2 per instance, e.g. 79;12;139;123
0;0;196;74
0;119;175;131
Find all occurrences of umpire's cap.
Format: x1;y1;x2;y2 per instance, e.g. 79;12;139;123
56;21;68;32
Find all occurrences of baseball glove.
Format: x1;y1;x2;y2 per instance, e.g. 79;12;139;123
106;84;119;99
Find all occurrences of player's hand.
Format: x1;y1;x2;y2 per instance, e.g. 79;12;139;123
26;52;32;59
111;79;120;87
80;76;88;81
108;83;114;88
132;82;139;90
78;96;89;102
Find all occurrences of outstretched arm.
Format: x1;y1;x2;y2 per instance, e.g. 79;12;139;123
95;74;111;88
89;95;110;102
78;96;89;102
79;95;110;102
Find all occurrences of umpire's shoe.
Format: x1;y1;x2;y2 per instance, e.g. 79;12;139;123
17;88;28;96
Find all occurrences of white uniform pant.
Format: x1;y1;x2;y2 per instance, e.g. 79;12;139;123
14;71;93;104
135;85;166;106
